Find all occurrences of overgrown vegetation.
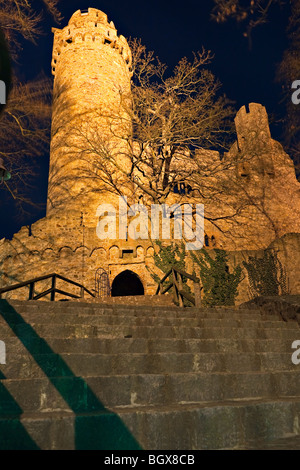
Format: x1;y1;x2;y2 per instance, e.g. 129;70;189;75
242;248;289;298
191;248;243;307
147;240;192;305
150;241;243;307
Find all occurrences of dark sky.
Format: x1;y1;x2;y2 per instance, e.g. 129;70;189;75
0;0;291;240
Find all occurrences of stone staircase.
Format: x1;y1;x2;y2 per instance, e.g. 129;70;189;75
0;298;300;449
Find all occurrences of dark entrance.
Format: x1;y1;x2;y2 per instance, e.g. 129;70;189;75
111;270;144;297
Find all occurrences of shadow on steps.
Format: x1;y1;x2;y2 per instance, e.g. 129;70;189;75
0;300;142;450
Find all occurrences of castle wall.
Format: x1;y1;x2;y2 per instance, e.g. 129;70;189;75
0;10;299;303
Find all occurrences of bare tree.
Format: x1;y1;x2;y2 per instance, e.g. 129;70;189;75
51;38;292;250
0;0;62;215
211;0;284;49
66;40;235;210
0;0;62;60
0;75;52;213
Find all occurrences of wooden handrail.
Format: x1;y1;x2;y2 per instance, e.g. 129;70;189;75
0;273;95;301
171;267;199;283
156;265;202;307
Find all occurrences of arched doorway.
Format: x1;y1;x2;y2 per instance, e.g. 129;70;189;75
111;270;144;297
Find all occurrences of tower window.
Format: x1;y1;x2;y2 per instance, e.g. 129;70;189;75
173;183;192;195
122;249;134;258
237;162;250;178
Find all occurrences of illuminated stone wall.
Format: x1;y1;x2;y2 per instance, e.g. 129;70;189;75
0;10;299;302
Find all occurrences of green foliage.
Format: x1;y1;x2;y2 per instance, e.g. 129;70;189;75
151;240;186;283
148;240;192;306
242;249;289;298
191;248;243;306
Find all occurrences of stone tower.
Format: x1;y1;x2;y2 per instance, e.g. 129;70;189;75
47;8;133;222
233;103;275;177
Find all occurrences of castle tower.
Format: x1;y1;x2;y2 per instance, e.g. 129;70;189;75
47;8;133;221
234;103;275;176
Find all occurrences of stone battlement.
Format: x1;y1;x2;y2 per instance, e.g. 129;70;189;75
234;102;271;151
51;8;132;76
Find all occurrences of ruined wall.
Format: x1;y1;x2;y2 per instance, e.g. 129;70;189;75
0;209;159;300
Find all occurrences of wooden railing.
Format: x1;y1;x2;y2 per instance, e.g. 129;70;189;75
156;266;202;307
0;273;95;301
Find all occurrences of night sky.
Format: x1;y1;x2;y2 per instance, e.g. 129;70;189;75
0;0;291;240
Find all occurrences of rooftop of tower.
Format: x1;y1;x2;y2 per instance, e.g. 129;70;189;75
68;8;112;27
51;7;131;76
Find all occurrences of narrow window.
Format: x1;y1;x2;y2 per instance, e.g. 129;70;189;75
122;249;134;258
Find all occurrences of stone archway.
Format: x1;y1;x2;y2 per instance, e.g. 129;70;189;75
111;270;144;297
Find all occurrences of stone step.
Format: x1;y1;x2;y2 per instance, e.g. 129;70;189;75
4;336;297;355
0;352;298;378
86;294;175;307
0;312;294;329
1;371;300;413
1;298;300;450
0;408;141;450
0;323;299;340
116;398;300;450
1;398;300;449
4;300;269;319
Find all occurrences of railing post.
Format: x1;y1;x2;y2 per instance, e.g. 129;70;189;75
172;269;179;305
177;272;184;307
50;275;56;301
80;286;84;299
194;281;201;308
29;282;34;300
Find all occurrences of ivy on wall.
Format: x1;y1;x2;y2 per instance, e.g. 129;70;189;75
150;240;243;307
191;248;243;307
242;248;289;298
147;240;192;305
